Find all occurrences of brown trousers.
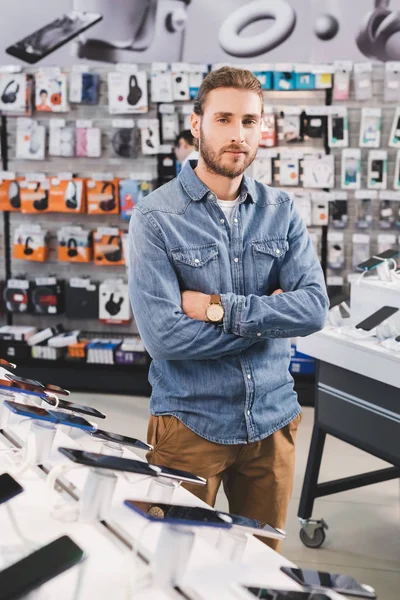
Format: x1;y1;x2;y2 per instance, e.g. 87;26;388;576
146;412;302;552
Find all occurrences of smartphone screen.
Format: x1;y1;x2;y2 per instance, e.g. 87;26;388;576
355;306;399;331
156;464;207;485
370;160;384;183
4;400;58;423
357;257;384;271
332;117;344;140
124;500;232;529
281;567;376;598
58;448;161;476
0;358;16;369
6;12;102;64
48;399;106;420
48;411;95;432
4;373;45;389
0;378;46;398
0;535;84;599
246;588;332;599
0;473;23;505
90;429;152;450
376;249;400;260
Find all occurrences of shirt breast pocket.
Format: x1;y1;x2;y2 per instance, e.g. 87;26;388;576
251;238;289;293
171;243;221;293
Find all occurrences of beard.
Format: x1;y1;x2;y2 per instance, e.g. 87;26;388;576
199;126;258;179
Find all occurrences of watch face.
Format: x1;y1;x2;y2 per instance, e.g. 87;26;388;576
207;303;224;322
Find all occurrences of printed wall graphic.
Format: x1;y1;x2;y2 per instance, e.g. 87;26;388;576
1;0;400;65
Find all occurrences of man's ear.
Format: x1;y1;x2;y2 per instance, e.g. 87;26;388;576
191;112;200;143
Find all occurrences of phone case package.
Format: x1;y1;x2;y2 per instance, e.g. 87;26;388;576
354;190;376;229
352;234;371;269
341;149;361;190
327;231;345;271
367;150;387;190
328;107;348;148
359;108;381;148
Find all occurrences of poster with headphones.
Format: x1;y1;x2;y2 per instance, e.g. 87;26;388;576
16;118;45;161
34;71;68;112
0;174;21;211
57;227;92;263
94;228;125;266
49;178;86;213
108;71;148;114
0;73;27;113
138;119;160;155
13;225;48;262
99;281;131;324
87;178;119;215
19;178;50;213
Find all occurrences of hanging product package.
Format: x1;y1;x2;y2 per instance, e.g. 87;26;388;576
19;177;50;213
355;191;376;229
94;227;125;266
99;280;132;325
87;177;119;215
49;177;86;213
57;227;92;263
359;108;381;148
0;173;21;211
35;70;68;112
13;225;48;262
120;178;152;221
31;277;65;315
108;70;148;114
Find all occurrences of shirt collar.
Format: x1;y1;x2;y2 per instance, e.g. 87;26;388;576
178;159;257;205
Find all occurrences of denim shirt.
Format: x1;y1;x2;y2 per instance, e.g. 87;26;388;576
128;161;329;444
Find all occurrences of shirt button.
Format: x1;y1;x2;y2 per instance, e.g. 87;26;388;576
257;332;262;337
247;410;251;416
234;218;238;223
234;258;239;263
220;219;225;224
276;249;281;255
247;374;251;380
207;193;214;200
194;259;200;264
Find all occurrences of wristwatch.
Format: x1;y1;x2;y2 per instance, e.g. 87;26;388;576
205;294;224;323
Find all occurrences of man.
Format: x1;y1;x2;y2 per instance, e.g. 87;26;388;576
36;89;52;112
128;67;329;551
174;129;198;167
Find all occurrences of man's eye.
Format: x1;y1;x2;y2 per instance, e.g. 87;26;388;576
244;120;257;125
218;118;228;123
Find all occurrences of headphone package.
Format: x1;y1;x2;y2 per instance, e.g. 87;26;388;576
76;125;102;158
311;192;329;226
69;71;100;105
151;64;173;103
35;71;68;113
355;190;376;229
328;107;348;148
120;178;152;221
13;225;48;262
329;193;348;229
341;149;361;190
16;118;45;161
367;150;387;190
57;227;92;263
108;71;148;114
353;63;373;101
0;72;28;113
87;178;119;215
384;62;400;102
327;231;345;271
3;278;31;313
279;151;300;186
111;120;139;158
49;123;75;157
251;150;276;186
352;234;371;269
172;64;190;101
292;191;312;227
359;108;382;148
0;173;21;211
189;65;208;98
31;277;65;315
394;151;400;190
389;107;400;148
94;227;125;266
333;61;352;101
139;119;160;155
302;154;334;189
99;280;132;325
19;177;50;213
273;66;295;91
66;278;99;320
49;177;85;213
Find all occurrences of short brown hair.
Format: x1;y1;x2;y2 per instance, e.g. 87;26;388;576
193;66;264;116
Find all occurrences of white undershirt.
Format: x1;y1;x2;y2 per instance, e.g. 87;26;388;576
216;196;240;226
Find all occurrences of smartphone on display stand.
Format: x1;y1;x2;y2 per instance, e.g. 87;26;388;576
58;448;206;485
246;588;333;599
47;411;95;432
89;429;152;451
4;373;70;397
3;401;96;432
355;306;399;331
46;398;106;420
281;567;376;598
0;535;84;599
0;473;23;505
6;12;103;64
124;500;285;539
357;257;384;271
376;249;400;260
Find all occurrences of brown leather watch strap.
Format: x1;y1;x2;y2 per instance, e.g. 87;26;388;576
210;294;221;304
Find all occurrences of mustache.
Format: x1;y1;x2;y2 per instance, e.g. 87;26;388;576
222;145;249;153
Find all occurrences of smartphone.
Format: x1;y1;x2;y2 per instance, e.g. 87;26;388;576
246;588;332;599
58;448;207;485
281;567;376;599
0;473;23;505
355;306;399;331
0;358;17;369
357;257;384;271
332;116;344;140
44;397;106;420
124;500;285;540
0;378;47;399
4;400;59;424
370;159;384;183
329;293;350;309
4;373;70;397
90;429;152;451
6;12;102;64
376;249;400;260
0;535;84;600
47;411;95;432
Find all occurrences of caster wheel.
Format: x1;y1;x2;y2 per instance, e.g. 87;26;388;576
300;526;326;548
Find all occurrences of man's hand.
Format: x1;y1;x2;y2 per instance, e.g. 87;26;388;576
181;291;211;321
272;289;283;295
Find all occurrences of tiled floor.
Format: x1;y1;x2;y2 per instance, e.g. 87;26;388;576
75;392;400;599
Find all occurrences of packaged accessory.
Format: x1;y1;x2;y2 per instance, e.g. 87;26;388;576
377;233;397;255
293;64;315;90
302;153;334;189
302;106;328;140
378;192;400;229
49;122;75;157
157;146;176;185
171;63;190;100
151;63;173;103
189;64;208;98
329;192;348;228
49;177;85;213
31;277;64;315
352;234;371;269
394;151;400;190
333;61;352;101
19;177;50;213
87;177;119;215
252;64;273;90
16;118;45;160
259;109;276;147
278;108;302;144
159;105;179;143
355;190;376;229
359;108;382;148
251;150;276;186
0;173;21;211
279;150;300;186
353;63;373;101
13;225;48;262
139;119;160;155
108;71;148;114
111;120;139;158
389;107;400;148
341;149;361;190
57;227;92;263
327;231;345;270
273;65;294;90
94;228;125;266
328;107;348;148
367;150;387;190
311;192;329;226
76;123;101;158
66;278;99;320
99;280;132;325
3;279;31;313
120;178;152;221
69;71;99;105
292;191;312;226
313;64;334;89
384;62;400;102
35;70;68;112
0;72;28;113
